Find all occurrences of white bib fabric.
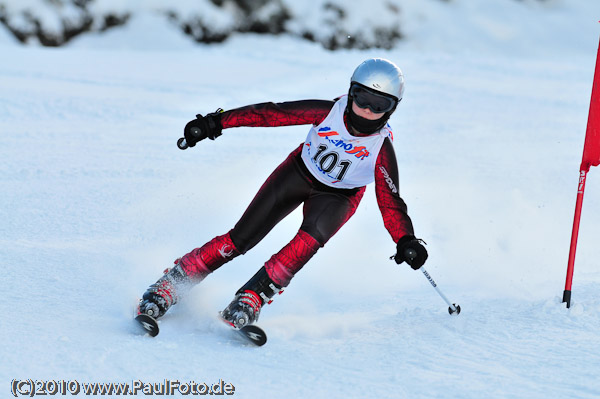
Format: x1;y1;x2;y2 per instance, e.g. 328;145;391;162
300;96;392;189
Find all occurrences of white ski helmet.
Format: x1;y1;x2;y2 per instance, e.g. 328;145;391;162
350;58;404;101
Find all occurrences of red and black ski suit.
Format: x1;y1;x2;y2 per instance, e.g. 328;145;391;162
178;100;415;287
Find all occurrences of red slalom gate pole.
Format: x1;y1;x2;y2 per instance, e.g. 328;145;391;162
562;31;600;308
562;168;589;308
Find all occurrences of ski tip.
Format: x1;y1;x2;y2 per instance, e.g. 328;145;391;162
218;312;267;346
240;325;267;346
135;314;160;337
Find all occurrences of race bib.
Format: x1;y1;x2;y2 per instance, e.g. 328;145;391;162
300;96;391;189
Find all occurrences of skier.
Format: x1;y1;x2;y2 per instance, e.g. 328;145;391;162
138;58;428;330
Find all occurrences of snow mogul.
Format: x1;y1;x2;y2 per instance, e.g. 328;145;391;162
137;58;428;332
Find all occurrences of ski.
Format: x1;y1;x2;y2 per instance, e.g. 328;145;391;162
234;324;268;346
135;313;159;337
218;312;267;346
134;311;267;346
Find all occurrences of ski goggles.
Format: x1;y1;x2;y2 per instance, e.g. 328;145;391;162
350;84;398;113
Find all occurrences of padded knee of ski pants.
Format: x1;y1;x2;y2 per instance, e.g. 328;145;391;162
179;232;240;277
265;230;321;287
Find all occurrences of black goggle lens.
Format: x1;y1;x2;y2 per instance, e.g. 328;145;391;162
350;85;397;113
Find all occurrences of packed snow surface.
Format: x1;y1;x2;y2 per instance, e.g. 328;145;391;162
1;1;600;398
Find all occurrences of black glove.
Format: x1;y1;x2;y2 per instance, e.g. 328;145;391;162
394;235;428;270
183;109;223;148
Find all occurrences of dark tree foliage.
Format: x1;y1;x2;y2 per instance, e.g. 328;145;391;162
0;0;406;50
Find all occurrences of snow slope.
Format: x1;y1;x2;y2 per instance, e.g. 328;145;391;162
1;1;600;398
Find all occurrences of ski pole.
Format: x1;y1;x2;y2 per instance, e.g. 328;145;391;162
178;122;211;150
177;137;189;150
419;266;461;315
404;248;461;315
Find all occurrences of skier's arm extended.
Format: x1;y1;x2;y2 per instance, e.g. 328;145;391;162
374;138;415;242
181;100;334;148
220;100;334;128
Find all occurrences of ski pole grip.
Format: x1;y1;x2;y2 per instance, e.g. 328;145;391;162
177;137;188;150
404;248;417;261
